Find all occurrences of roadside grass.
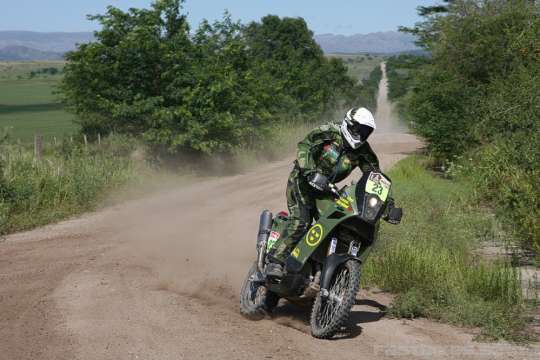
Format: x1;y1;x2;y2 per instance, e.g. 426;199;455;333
363;156;527;341
0;135;137;234
0;118;320;235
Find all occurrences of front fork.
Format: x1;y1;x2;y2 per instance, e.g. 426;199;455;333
319;238;361;299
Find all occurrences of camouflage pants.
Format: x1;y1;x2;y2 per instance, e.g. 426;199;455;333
272;169;316;263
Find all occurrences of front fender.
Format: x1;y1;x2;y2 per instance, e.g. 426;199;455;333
320;253;361;291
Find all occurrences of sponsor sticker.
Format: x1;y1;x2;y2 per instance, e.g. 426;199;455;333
336;198;351;210
267;231;280;250
305;224;324;247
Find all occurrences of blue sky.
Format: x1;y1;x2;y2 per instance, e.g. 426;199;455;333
0;0;439;35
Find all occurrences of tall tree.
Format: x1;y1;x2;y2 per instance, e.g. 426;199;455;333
399;0;455;49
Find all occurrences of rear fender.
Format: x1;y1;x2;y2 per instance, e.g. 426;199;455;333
320;253;361;291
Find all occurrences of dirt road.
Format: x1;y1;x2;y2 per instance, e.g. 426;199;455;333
1;64;536;360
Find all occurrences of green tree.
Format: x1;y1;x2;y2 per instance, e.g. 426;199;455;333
244;15;358;116
61;0;193;140
60;1;358;156
405;0;540;157
399;0;454;49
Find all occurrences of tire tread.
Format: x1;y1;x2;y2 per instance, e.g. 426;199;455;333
310;260;361;339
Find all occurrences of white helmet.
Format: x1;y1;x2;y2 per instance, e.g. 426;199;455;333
340;107;376;149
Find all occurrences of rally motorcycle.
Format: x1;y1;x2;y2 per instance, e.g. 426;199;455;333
240;170;402;339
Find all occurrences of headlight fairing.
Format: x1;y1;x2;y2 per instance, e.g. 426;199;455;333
362;194;383;222
368;196;379;208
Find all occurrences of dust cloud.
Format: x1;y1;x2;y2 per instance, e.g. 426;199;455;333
101;160;289;307
100;61;417;309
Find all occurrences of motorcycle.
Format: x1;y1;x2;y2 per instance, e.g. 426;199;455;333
240;170;403;339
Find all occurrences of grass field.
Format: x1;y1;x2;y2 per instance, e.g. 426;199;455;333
0;61;78;142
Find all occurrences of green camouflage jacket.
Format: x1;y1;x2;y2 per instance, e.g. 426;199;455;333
295;123;380;183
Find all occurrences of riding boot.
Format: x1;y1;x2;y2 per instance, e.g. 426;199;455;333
265;263;284;278
265;248;289;278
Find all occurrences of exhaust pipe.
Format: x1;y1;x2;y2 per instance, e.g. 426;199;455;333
257;210;273;273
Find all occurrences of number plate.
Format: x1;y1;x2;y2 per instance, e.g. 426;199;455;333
365;173;391;201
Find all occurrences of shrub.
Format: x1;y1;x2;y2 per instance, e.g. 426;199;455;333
363;156;525;340
457;135;540;252
394;0;540;253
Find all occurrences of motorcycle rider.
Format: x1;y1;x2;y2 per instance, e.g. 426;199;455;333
266;107;381;278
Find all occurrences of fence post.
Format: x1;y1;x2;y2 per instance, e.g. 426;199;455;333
34;134;43;161
83;134;88;149
97;133;101;145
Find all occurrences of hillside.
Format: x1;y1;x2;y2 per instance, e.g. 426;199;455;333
0;45;63;61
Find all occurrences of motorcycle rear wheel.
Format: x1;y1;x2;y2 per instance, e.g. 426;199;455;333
310;259;360;339
240;262;279;320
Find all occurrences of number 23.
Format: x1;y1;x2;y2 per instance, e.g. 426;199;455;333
372;183;383;195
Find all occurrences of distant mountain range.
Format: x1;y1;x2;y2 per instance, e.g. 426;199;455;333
314;31;419;54
0;31;94;53
0;31;93;61
0;30;419;61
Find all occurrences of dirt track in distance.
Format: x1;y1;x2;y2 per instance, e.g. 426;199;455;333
1;63;537;360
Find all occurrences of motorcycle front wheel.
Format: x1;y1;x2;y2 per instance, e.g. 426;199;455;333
310;259;360;339
240;262;279;320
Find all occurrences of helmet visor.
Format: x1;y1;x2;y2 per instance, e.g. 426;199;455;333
348;123;374;142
